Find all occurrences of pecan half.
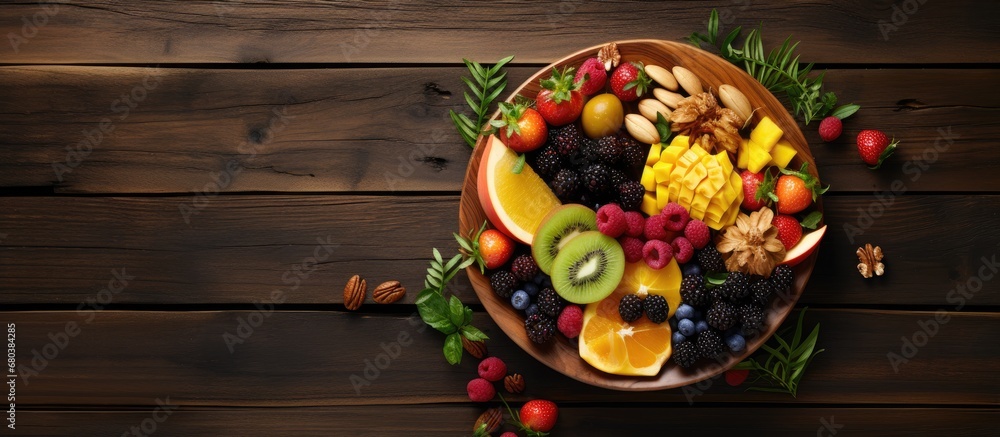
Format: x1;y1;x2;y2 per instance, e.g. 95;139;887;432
462;336;488;359
504;373;525;394
856;243;885;278
344;275;366;310
372;280;406;304
473;407;503;435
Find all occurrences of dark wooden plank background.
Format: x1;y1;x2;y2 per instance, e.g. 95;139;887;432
1;0;998;434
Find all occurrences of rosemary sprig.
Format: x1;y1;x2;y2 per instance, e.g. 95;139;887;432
733;308;824;397
450;55;514;148
688;10;859;124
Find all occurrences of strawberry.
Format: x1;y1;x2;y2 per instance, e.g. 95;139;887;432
767;163;829;215
725;369;750;386
535;67;584;127
518;399;558;434
818;116;842;142
609;61;651;102
856;129;899;169
478;229;514;270
574;57;607;96
740;170;772;211
771;214;803;250
492;102;547;153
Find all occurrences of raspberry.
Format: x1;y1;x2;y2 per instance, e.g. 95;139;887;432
624;211;645;237
818;116;842;142
477;357;507;382
596;203;627;238
557;305;584;338
619;236;645;263
467;377;496;402
683;219;711;249
660;202;690;232
643;239;673;270
643;214;670;241
510;254;539;283
671;236;694;264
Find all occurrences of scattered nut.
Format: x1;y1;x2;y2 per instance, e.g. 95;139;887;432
343;275;366;310
856;243;885;278
504;373;525;394
473;407;503;435
644;64;678;91
638;98;672;123
672;66;704;95
624;113;660;144
653;88;684;108
598;42;621;71
462;336;488;359
372;280;406;304
718;84;753;122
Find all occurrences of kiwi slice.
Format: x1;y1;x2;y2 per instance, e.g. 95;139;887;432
531;205;597;275
550;231;625;304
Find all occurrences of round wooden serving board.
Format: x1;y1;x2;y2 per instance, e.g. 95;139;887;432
459;40;822;390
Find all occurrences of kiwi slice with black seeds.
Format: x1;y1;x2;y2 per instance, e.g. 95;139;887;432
531;205;597;275
550;231;625;304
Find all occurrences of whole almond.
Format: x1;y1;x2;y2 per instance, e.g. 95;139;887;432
624;113;660;144
718;84;753;122
372;280;405;304
653;88;684;109
343;275;366;310
462;336;488;359
643;64;678;91
672;66;703;95
638;98;672;123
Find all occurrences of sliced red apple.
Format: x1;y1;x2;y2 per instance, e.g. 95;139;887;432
781;224;826;266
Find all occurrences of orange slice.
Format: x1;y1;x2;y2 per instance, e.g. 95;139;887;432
579;288;673;376
477;135;561;245
616;259;682;317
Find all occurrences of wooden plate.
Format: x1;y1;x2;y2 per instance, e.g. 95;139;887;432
458;40;822;390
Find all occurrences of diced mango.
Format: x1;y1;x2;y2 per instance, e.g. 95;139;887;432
698;167;725;199
641;191;659;216
656;184;671;210
749;116;783;151
747;143;772;174
645;142;663;166
683;164;708;190
716;151;734;176
690;194;710;220
737;138;750;169
661;144;687;165
670;135;691;149
641;165;657;191
769;139;797;168
667;179;682;203
653;160;674;184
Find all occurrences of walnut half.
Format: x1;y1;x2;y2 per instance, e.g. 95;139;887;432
856;243;885;278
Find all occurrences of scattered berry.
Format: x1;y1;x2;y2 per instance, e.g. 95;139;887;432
619;236;645;263
740;170;771;212
596;203;628;237
671;236;694;264
618;294;643;322
533;148;563;177
621;145;646;168
739;303;765;337
524;303;540;318
643;214;670;241
683;219;711;249
466;377;496;402
519;399;559;433
523;282;540;296
725;369;750;386
609;61;651;102
478;357;508;382
581;163;614;198
750;279;772;306
681;262;702;277
660;202;690;231
678;318;696;336
680;274;709;307
496;103;547;152
772;214;803;250
574;57;608;96
642;239;673;270
537;287;566;318
550;123;583;158
557;305;584;338
524;313;556;344
644;295;669;323
771;264;794;293
726;333;746;353
490;270;517;299
707;300;737;331
771;164;827;214
511;290;530;311
818;116;842;142
697;329;724;359
724;271;750;301
675;304;695;320
617;181;645;211
856;129;899;169
536;66;584;127
672;340;699;368
551;168;580;200
478;229;514;270
597;135;624;165
510;254;540;283
695;320;709;333
623;211;645;237
696;245;726;273
673;331;688;344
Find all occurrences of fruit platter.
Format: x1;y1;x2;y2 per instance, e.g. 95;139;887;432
458;40;826;390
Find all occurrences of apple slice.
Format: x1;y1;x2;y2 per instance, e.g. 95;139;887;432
781;224;826;266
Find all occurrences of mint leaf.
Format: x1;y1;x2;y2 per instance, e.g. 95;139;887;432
448;295;466;327
416;289;456;334
443;332;463;365
800;211;823;229
830;104;860;120
461;324;489;342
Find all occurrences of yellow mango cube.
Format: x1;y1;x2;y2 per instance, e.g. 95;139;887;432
737;138;750;169
641;191;659;216
747;143;772;173
653;160;674;184
641;165;657;191
656;184;671;210
670;135;691;148
769;139;797;169
750;116;783;151
645;142;663;166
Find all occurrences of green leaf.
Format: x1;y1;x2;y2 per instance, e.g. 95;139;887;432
448;295;466;327
705;272;729;286
511;153;526;174
443;332;463;365
463;307;473;326
760;344;788;364
461;325;489;342
831;104;860;120
800;211;823;229
416;289;457;334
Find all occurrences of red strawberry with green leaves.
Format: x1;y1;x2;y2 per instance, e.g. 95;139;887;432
491;102;547;153
574;57;607;96
767;163;829;214
740;169;772;211
518;399;558;435
478;229;513;269
535;67;584;126
771;214;803;250
856;129;899;169
609;61;651;102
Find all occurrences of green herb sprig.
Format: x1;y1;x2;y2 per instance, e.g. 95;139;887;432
688;10;859;124
734;308;824;397
450;56;514;148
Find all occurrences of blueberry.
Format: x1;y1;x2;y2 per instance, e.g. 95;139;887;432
672;331;688;345
678;318;696;336
695;320;709;333
523;282;540;296
726;334;746;352
524;303;539;317
541;277;553;288
533;273;547;285
676;304;695;320
682;262;702;277
511;290;530;310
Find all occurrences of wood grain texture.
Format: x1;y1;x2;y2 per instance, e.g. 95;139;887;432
5;310;999;406
0;1;996;64
13;407;1000;436
1;66;996;193
2;195;998;306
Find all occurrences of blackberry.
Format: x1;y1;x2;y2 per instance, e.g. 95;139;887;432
696;245;726;273
710;281;730;303
551;169;580;200
550;124;582;158
616;133;639;151
771;265;793;294
724;271;750;301
597;136;623;164
581;163;614;197
537;287;566;318
510;254;539;283
672;340;700;368
739;303;765;337
579;138;601;164
680;274;710;307
697;329;724;359
489;270;517;299
644;295;669;324
524;314;556;344
621;145;646;168
616;181;645;211
533;149;563;176
750;277;773;305
618;294;643;322
707;300;736;331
